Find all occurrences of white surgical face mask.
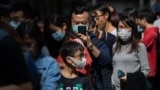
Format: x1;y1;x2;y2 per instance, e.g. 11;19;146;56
69;57;86;69
118;29;131;41
10;21;20;29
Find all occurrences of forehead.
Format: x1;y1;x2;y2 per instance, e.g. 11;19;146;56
74;49;83;55
72;12;89;21
94;10;103;15
10;10;24;18
49;23;60;31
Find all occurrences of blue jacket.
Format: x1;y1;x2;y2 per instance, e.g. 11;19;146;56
89;32;115;89
35;54;61;90
89;32;112;66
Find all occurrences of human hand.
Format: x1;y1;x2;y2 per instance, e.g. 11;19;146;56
118;70;127;81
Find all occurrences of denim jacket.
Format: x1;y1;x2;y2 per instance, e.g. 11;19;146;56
35;54;61;90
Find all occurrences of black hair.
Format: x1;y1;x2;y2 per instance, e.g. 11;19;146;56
92;3;111;21
17;20;44;53
60;41;84;64
72;6;88;15
10;3;33;19
122;7;138;22
137;9;155;23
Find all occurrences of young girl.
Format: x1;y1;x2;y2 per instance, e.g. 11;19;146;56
59;41;92;90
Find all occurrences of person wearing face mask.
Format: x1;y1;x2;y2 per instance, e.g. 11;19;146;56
112;16;150;90
9;3;33;29
59;41;93;90
44;13;92;78
17;20;61;90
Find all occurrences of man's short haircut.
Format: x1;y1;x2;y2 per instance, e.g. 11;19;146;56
92;3;111;21
138;9;155;23
72;6;88;15
10;3;33;19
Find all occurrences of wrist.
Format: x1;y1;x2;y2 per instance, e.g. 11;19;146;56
87;44;93;51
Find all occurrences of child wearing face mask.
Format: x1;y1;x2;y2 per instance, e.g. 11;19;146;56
59;41;93;90
111;16;150;90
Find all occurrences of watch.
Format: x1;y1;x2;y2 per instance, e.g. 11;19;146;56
88;44;93;51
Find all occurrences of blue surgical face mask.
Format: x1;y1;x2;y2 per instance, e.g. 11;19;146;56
10;21;20;29
137;25;144;33
72;24;88;33
51;30;65;41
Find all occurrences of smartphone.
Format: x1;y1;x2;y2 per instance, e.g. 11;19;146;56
78;25;87;35
118;70;125;78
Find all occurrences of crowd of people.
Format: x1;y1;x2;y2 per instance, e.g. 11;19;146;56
0;2;160;90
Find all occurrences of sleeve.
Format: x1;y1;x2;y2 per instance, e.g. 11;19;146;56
141;31;157;48
137;43;150;77
0;34;30;85
41;57;61;90
93;38;112;66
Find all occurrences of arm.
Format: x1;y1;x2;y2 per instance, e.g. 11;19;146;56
41;57;61;90
141;31;157;48
137;43;150;77
80;33;112;66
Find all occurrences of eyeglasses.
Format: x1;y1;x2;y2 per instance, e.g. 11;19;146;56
72;53;86;58
94;14;104;20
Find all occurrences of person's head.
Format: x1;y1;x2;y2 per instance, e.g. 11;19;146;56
9;3;32;29
92;3;111;30
17;20;44;59
0;4;11;23
60;41;86;69
71;6;90;33
45;13;68;42
35;16;45;33
137;9;155;29
115;15;139;53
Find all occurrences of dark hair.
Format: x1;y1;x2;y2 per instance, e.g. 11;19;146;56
115;16;139;53
122;7;138;22
92;3;111;21
17;20;44;53
72;6;88;15
44;13;78;57
137;9;155;23
106;4;116;13
110;12;120;27
60;41;84;64
10;3;33;19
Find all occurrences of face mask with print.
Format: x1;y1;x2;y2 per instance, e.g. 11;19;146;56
69;57;86;69
72;24;88;34
137;25;144;33
118;29;131;41
10;21;20;29
51;30;65;41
